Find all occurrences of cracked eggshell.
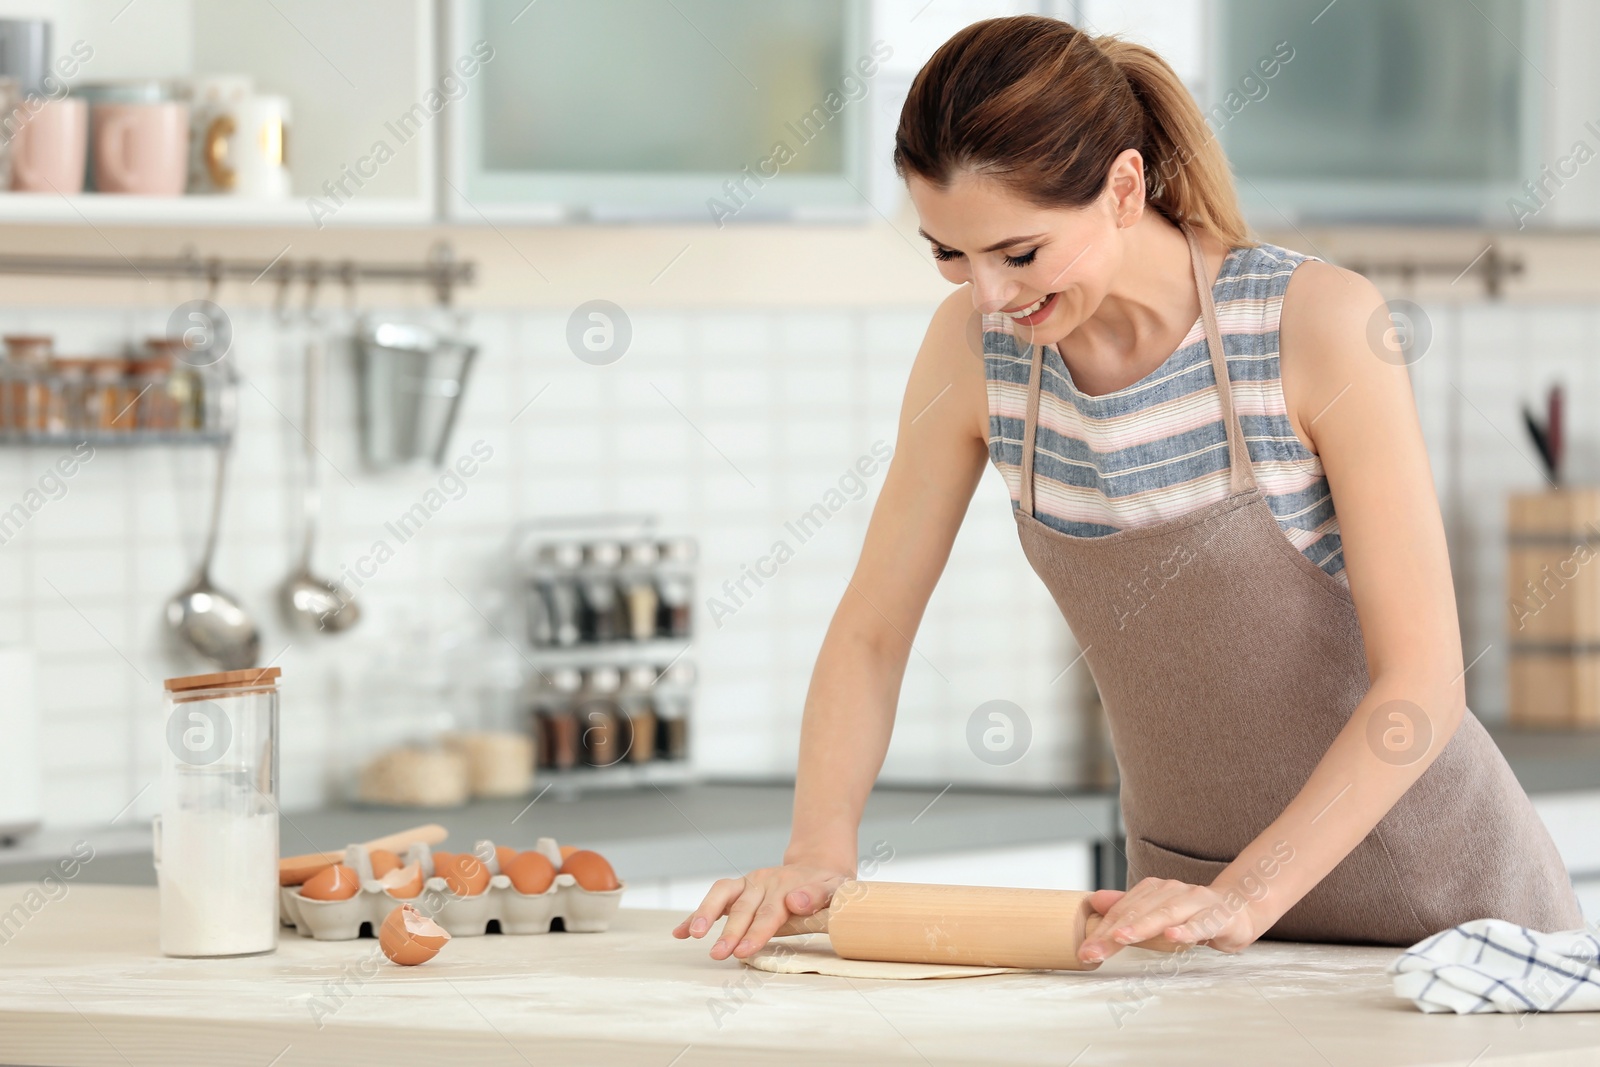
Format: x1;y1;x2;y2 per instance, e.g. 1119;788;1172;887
380;904;450;965
368;849;403;879
379;862;424;900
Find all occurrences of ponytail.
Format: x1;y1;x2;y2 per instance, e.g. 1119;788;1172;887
1093;35;1252;247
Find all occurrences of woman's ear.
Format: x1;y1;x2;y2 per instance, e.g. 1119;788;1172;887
1105;147;1146;228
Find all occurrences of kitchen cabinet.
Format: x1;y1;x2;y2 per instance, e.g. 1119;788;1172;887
1211;0;1600;228
1531;789;1600;921
443;0;875;223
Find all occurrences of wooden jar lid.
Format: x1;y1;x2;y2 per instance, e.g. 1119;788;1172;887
164;667;282;692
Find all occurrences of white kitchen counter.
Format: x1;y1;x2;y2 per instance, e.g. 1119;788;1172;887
2;885;1598;1066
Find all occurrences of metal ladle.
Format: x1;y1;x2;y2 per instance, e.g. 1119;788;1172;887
165;441;262;669
279;281;360;634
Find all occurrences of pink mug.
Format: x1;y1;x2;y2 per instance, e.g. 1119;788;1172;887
10;98;88;193
92;101;189;195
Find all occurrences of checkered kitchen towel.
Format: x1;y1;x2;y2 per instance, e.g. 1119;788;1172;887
1390;919;1600;1013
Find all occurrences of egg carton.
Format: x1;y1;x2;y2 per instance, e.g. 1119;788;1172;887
279;837;624;940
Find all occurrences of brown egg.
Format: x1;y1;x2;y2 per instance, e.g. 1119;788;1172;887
504;851;557;895
379;862;423;900
368;849;402;879
559;850;619;892
494;845;517;872
379;904;450;966
558;844;578;861
300;863;361;901
436;852;490;896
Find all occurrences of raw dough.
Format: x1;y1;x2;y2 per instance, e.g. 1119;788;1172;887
740;933;1030;980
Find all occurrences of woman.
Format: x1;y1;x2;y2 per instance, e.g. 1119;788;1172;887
673;15;1583;963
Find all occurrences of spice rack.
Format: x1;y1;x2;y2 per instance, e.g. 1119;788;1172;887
512;516;698;792
0;342;237;447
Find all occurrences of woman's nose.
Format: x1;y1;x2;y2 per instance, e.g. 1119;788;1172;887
970;272;1020;313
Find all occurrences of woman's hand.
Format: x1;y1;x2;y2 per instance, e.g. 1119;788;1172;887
672;864;852;961
1077;878;1261;963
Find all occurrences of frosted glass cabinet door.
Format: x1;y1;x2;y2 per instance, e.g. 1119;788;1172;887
1213;0;1542;224
448;0;873;221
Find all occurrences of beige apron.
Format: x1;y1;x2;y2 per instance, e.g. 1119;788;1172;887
1011;223;1584;944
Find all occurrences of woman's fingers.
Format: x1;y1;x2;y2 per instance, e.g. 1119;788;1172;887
712;885;769;960
671;876;747;940
673;867;852;959
784;872;846;916
1080;879;1189;962
730;897;798;958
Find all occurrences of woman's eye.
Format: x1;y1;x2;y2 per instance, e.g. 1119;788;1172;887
1004;249;1038;268
931;246;961;262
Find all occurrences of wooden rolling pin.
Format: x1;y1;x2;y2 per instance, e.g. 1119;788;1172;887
278;824;448;885
771;881;1188;971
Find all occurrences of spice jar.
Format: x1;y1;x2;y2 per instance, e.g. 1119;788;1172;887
145;337;202;431
157;667;281;957
622;541;661;641
620;665;659;765
535;543;583;647
654;660;695;761
534;667;583;770
88;357;136;431
580;541;625;643
577;665;625;768
2;334;52;432
129;351;178;431
656;538;697;639
48;359;91;433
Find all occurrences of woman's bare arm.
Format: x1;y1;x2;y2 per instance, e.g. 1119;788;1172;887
674;287;991;959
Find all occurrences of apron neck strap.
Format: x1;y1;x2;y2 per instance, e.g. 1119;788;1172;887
1017;221;1255;519
1018;332;1046;517
1182;220;1256;495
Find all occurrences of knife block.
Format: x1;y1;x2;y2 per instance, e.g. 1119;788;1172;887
1508;489;1600;729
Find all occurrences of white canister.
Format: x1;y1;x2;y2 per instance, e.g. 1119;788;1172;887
155;667;281;958
193;91;290;199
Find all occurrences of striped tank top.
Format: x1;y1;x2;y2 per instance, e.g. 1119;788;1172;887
983;240;1347;586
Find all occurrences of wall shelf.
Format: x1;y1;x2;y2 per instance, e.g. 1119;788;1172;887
0;195;432;229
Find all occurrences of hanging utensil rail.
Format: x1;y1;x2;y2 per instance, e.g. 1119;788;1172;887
0;242;475;305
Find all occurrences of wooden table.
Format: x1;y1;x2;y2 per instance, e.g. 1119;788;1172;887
2;885;1598;1066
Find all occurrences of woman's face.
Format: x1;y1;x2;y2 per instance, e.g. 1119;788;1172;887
907;165;1128;349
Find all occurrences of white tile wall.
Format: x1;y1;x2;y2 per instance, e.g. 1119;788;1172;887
0;302;1078;829
8;293;1590;831
1412;302;1600;720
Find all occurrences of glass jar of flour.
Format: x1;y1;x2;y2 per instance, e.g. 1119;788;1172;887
156;668;281;957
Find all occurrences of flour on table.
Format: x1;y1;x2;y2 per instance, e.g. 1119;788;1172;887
741;934;1031;980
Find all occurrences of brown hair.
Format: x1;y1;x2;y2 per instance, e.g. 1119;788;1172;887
893;15;1254;249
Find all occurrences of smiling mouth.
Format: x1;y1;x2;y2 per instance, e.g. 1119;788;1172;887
1002;292;1057;319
